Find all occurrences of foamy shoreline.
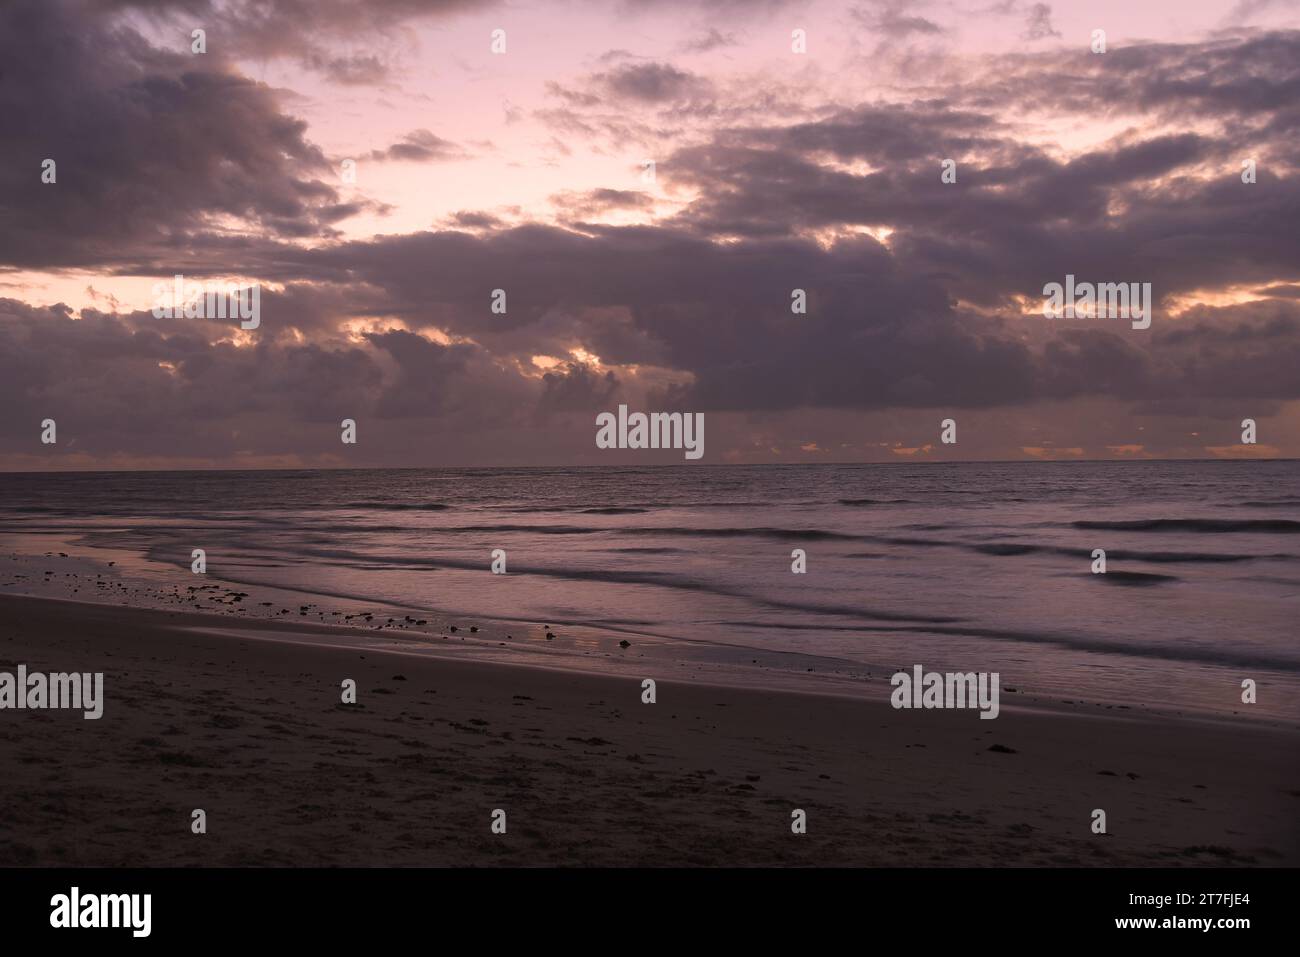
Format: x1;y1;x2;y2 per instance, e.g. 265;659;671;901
2;539;1297;727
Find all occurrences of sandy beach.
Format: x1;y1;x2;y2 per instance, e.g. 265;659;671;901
1;593;1295;867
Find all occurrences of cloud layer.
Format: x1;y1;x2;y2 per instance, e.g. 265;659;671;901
2;0;1298;467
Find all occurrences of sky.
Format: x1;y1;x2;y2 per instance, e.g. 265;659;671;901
1;0;1298;469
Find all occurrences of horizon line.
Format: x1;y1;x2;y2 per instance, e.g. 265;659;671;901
0;457;1295;477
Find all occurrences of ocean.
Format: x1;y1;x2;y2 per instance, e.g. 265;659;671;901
1;460;1297;720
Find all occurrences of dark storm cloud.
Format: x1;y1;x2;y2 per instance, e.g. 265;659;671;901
0;0;365;270
5;217;1296;465
90;0;498;83
962;31;1300;141
654;30;1300;310
0;298;376;455
1256;284;1300;300
538;362;622;414
92;0;786;88
0;295;539;459
279;220;1300;414
363;328;475;418
750;101;1011;164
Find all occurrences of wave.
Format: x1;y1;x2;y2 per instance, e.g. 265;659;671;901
971;543;1039;556
1072;519;1300;533
621;526;861;541
970;541;1273;563
341;501;451;511
720;620;1300;672
912;622;1295;671
189;540;967;628
1093;570;1180;586
608;546;687;554
838;498;913;506
500;500;776;512
1107;550;1267;564
496;506;650;515
405;524;867;541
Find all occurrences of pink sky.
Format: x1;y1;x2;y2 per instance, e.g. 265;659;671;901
1;0;1298;468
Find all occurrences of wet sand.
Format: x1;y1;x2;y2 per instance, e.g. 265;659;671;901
0;593;1296;866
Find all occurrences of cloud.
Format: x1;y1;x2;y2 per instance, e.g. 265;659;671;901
851;1;945;39
446;210;506;229
650;33;1300;312
90;0;499;83
538;361;621;415
281;219;1300;415
311;53;389;86
3;4;1299;465
1020;2;1060;41
593;62;711;103
367;129;470;163
0;0;364;270
680;28;739;53
549;189;656;219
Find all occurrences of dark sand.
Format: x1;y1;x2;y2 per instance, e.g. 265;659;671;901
0;594;1296;866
